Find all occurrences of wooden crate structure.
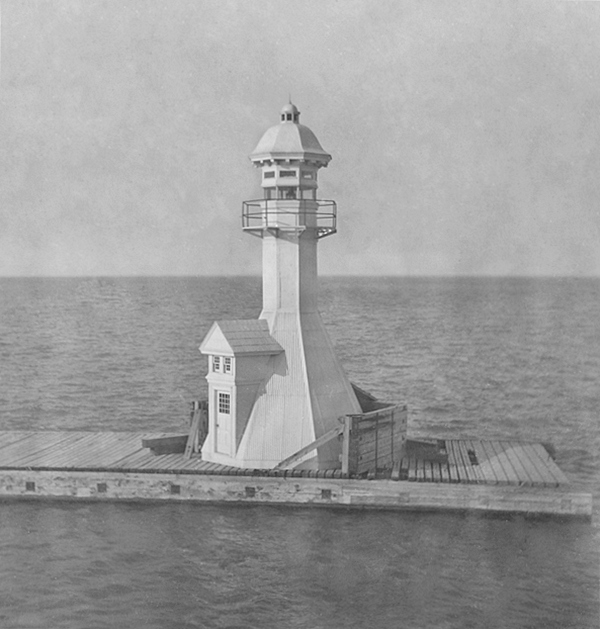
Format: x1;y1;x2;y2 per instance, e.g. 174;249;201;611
342;405;407;476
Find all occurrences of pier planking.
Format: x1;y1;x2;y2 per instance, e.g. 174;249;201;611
486;440;524;485
529;443;570;485
499;442;539;485
0;431;589;518
509;444;551;486
447;440;472;484
475;439;512;484
455;440;484;484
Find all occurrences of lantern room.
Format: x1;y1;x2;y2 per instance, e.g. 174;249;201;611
251;103;331;202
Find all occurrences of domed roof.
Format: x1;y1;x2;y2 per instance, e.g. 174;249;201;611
280;102;299;117
250;103;332;166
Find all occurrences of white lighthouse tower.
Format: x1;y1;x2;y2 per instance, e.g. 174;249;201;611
200;103;361;470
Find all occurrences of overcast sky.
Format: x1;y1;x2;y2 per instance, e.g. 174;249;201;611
1;0;600;276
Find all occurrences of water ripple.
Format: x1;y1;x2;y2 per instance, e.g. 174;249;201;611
0;277;598;628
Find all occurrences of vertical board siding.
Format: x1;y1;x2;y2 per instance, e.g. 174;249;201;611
343;406;407;475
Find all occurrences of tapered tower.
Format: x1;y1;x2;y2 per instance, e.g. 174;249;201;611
200;103;361;469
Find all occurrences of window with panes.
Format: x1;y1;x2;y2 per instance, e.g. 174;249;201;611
218;392;231;414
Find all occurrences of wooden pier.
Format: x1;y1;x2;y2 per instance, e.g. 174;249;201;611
0;431;591;519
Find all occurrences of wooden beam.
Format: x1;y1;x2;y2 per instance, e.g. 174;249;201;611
341;416;351;475
184;410;202;459
345;404;400;420
274;424;344;470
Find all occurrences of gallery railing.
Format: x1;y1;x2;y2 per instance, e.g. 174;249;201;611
242;199;337;239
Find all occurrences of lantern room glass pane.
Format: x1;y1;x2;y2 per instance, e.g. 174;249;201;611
279;188;297;199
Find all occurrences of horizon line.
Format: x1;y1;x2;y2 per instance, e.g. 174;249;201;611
0;274;598;280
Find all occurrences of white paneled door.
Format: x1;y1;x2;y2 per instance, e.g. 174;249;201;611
215;390;232;455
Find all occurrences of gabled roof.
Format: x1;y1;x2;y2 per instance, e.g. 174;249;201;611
199;319;284;356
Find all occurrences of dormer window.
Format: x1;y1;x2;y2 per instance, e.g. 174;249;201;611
211;355;233;374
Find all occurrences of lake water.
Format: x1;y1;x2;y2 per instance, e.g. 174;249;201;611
0;277;598;628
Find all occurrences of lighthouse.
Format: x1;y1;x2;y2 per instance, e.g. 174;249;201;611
200;103;361;470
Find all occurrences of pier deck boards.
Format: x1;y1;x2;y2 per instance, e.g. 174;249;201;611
0;431;591;518
0;432;569;485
